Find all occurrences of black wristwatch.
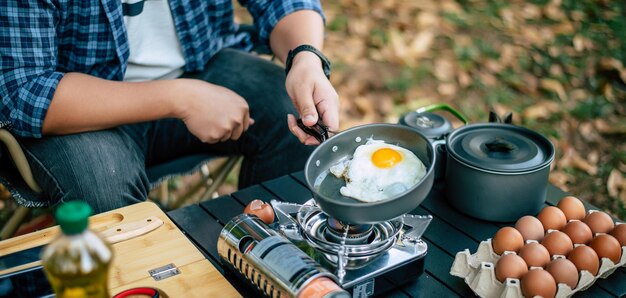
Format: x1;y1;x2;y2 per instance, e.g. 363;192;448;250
285;44;331;79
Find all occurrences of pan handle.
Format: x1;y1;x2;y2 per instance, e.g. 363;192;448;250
416;103;468;125
296;118;331;143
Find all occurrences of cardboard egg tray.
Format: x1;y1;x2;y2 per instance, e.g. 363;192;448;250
450;223;626;298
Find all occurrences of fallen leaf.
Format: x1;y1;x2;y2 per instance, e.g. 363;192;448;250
437;83;457;96
579;122;602;142
522;100;560;120
417;11;440;28
433;58;455;81
571;154;598;176
521;3;542;20
457;70;471;88
549;171;573;190
607;169;623;198
540;78;568;101
478;71;497;87
409;30;436;58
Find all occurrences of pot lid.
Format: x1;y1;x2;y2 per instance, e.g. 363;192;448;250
446;123;554;172
399;112;452;139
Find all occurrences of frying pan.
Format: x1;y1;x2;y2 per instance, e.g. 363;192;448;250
303;123;435;224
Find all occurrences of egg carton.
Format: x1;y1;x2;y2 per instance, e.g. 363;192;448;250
450;237;626;298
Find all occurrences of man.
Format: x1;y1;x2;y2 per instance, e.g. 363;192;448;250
0;0;339;213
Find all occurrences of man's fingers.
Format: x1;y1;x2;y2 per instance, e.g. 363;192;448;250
288;114;316;144
314;83;340;132
231;121;244;141
293;85;318;126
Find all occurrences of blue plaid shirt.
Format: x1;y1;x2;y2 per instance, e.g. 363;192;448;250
0;0;323;138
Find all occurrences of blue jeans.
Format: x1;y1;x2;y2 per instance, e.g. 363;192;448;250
17;49;314;213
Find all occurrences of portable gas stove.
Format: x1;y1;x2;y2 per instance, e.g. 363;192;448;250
217;199;432;298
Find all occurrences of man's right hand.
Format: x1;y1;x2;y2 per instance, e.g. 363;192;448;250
175;79;253;143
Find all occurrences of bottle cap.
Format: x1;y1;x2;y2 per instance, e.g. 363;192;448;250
55;201;92;235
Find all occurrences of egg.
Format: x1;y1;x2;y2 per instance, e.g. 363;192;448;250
519;242;551;268
492;227;525;255
589;234;622;264
557;196;586;221
610;223;626;246
335;140;426;202
546;258;579;289
495;254;528;282
243;199;275;224
537;206;567;231
541;231;573;257
584;211;615;234
561;220;593;245
515;216;545;242
568;245;600;276
521;269;557;298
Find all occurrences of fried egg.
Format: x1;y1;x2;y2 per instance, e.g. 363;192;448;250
331;139;426;202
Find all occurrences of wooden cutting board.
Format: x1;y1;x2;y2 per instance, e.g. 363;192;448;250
0;201;240;297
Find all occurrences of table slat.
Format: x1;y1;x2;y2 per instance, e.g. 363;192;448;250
230;184;280;205
400;272;460;298
168;205;222;265
200;196;244;225
262;175;312;204
420;186;500;242
594;269;626;297
422;239;475;297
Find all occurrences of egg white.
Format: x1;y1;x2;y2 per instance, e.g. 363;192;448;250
335;139;426;202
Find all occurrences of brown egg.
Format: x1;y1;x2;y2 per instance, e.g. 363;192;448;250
589;234;622;264
610;223;626;247
521;269;557;298
519;242;551;268
546;258;579;289
568;245;600;276
243;199;275;224
542;231;573;257
515;216;545;242
557;196;586;221
584;211;615;234
537;206;567;231
495;254;529;282
562;220;593;245
492;227;525;255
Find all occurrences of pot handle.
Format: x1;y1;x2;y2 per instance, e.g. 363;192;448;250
416;103;468;126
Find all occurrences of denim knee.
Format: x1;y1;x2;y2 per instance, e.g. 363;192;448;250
19;128;151;214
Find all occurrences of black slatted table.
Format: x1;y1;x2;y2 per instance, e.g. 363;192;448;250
168;172;626;297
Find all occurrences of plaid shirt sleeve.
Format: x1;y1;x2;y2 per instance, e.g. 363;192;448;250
0;2;64;138
238;0;325;47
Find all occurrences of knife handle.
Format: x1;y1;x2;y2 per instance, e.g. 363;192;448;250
100;216;164;244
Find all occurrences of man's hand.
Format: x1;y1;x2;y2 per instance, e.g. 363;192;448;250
285;51;339;145
176;79;254;143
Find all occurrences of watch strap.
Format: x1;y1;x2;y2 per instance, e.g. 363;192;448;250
285;44;331;79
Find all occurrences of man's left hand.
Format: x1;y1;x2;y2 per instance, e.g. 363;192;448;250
285;51;339;145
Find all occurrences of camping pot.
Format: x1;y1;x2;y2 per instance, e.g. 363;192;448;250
444;123;555;222
399;104;468;180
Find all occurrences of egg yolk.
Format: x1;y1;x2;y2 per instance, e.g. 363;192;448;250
371;148;402;168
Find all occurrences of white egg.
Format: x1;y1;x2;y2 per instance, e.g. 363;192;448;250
337;139;426;202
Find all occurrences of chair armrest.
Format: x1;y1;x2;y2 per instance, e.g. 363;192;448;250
0;129;42;193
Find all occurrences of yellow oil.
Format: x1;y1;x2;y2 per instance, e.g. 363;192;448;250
42;232;113;298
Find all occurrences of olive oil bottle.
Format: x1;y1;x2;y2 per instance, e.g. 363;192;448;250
41;201;113;298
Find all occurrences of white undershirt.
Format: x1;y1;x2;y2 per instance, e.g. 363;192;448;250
122;0;185;82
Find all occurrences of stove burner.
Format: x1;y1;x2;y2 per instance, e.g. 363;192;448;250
296;200;404;269
325;218;374;245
